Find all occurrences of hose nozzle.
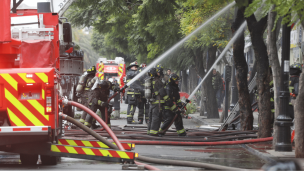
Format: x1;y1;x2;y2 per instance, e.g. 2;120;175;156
120;84;128;92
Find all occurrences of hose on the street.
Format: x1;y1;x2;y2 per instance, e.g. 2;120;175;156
116;137;273;146
61;112;245;170
66;101;160;170
60;113;118;149
137;155;242;171
68;101;125;150
65;101;252;170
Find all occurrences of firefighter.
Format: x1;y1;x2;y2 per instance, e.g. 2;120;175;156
289;63;301;119
159;73;186;136
147;65;166;136
126;62;145;124
76;66;96;124
138;63;149;124
84;77;119;128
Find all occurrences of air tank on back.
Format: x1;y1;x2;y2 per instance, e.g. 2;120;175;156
145;78;152;99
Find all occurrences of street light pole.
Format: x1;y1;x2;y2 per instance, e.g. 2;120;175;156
275;19;293;152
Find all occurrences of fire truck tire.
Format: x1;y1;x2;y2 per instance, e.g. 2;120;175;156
41;155;58;165
20;153;38;165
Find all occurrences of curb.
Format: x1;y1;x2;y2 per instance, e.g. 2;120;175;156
241;144;276;163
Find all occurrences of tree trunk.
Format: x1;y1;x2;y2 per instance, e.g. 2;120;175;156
267;5;281;148
194;47;219;118
181;70;188;92
295;68;304;158
232;6;253;130
188;67;197;94
245;5;272;138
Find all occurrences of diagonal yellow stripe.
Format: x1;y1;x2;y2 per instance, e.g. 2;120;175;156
66;140;78;146
51;145;61;152
97;141;109;148
17;73;35;83
0;74;18;91
100;149;112;157
7;108;26;126
35;73;48;83
27;100;49;121
5;89;44;126
82;141;93;147
116;151;130;159
82;148;95;155
58;140;62;145
42;89;45;100
65;146;77;154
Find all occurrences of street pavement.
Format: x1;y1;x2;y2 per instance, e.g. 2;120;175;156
1;102;303;170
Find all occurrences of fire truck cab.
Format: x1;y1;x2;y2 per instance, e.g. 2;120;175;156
96;57;126;87
0;0;136;165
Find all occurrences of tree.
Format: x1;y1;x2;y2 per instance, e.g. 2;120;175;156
176;0;233;118
239;0;272;138
67;0;234;118
267;5;281;148
231;6;253;130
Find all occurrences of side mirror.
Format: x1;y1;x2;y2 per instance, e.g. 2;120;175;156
63;22;72;42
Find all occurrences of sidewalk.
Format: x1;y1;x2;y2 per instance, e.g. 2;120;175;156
188;112;304;169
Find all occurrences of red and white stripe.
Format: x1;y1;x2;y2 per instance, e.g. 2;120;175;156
0;126;49;135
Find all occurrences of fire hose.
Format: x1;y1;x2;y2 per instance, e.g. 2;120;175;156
116;137;273;146
61;99;159;170
61;100;246;170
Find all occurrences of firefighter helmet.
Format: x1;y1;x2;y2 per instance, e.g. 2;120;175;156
127;61;139;70
290;63;302;76
155;64;163;73
292;63;302;70
148;68;157;78
87;66;96;73
169;73;180;83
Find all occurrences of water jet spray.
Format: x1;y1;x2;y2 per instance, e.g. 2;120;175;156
126;2;236;87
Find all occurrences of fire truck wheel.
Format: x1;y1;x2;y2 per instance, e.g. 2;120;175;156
41;155;58;165
20;153;38;165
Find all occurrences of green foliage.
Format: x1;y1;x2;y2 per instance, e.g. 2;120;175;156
179;0;233;49
243;0;304;26
66;0;233;71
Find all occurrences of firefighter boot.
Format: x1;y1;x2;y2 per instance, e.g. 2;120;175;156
79;119;85;124
177;129;187;136
84;122;91;128
127;117;136;124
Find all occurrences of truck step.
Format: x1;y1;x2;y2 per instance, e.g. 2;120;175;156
51;144;136;163
58;139;135;151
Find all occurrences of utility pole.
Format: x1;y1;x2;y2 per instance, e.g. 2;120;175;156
275;18;293;151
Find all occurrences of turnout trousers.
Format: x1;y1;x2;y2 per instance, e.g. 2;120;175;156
139;98;149;123
80;91;90;124
160;110;186;135
127;94;144;123
147;103;162;135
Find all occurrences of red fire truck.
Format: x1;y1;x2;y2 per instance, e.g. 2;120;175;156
0;0;135;165
95;57;126;88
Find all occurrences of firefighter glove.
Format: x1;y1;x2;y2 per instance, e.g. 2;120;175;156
98;100;108;107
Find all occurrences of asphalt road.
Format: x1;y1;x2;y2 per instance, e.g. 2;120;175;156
0;100;266;170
